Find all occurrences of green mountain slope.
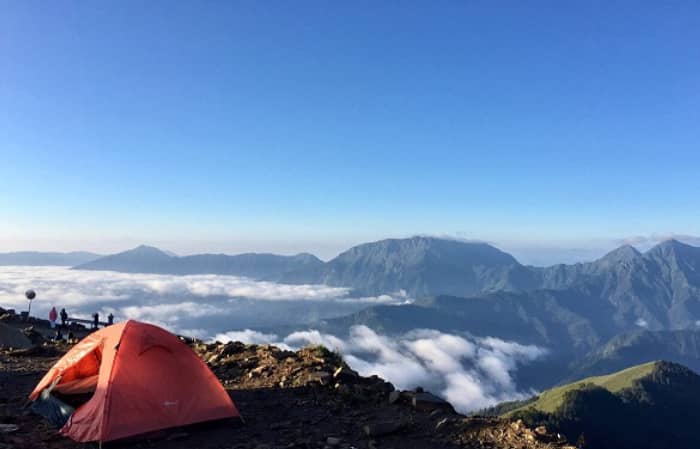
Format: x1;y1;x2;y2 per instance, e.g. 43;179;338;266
502;361;700;449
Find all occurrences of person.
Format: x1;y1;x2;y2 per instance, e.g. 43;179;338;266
59;308;68;327
67;331;75;343
49;307;58;329
54;328;63;341
107;313;114;325
92;312;99;329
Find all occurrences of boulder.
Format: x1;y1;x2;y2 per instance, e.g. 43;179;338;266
363;420;406;437
412;392;454;413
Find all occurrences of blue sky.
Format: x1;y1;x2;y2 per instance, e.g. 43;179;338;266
1;2;699;262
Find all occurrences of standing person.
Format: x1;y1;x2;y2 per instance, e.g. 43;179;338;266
107;313;114;325
92;312;99;329
49;307;58;329
59;308;68;327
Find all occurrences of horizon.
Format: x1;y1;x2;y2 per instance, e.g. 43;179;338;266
2;233;699;266
2;2;699;265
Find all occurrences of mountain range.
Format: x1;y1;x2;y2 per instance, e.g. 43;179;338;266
0;251;101;266
75;244;324;279
14;236;700;388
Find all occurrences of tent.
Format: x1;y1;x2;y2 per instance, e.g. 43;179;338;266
29;320;239;442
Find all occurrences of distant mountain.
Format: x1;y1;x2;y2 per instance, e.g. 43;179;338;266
502;361;700;449
568;329;700;381
75;245;325;280
0;251;101;266
305;236;540;296
537;239;700;330
280;236;548;297
74;245;175;273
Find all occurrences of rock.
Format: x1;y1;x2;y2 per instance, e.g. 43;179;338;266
388;390;401;404
0;424;18;433
308;371;332;385
412;392;454;412
435;418;450;430
363;421;406;437
333;365;359;382
326;436;342;446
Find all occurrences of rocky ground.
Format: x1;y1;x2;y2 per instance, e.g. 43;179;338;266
0;310;575;449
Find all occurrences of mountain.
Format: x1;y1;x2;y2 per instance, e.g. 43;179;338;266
568;329;700;381
330;237;700;331
537;239;700;330
0;251;101;266
75;245;325;280
74;245;175;273
304;236;540;296
500;361;700;449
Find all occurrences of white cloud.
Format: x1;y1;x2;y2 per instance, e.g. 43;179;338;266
215;324;547;413
214;329;279;345
636;318;649;328
0;266;408;319
283;330;348;353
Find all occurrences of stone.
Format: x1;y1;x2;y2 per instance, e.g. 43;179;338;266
435;418;450;430
363;421;405;437
412;392;454;412
388;390;401;404
326;436;342;446
333;365;359;382
309;371;332;385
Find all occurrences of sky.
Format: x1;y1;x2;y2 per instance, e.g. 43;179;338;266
1;2;699;262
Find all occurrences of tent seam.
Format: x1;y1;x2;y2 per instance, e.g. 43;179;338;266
98;320;131;443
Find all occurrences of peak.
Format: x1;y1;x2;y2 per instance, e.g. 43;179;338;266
646;238;697;256
125;245;173;257
600;245;642;262
132;244;165;252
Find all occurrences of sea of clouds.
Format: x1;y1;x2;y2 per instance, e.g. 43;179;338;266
0;266;406;333
0;266;547;412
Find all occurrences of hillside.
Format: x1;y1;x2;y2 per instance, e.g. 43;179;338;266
505;361;657;416
0;251;101;266
502;361;700;449
567;329;700;381
0;311;575;449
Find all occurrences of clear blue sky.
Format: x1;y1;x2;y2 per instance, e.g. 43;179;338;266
1;1;699;261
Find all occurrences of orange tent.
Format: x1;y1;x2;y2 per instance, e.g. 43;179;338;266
29;320;239;442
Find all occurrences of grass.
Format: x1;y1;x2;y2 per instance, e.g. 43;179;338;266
505;361;659;416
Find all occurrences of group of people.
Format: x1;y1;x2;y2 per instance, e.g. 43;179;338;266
47;306;115;341
48;307;68;328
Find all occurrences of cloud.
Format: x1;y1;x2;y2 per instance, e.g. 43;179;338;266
214;329;279;345
636;318;649;328
0;266;408;332
216;325;547;413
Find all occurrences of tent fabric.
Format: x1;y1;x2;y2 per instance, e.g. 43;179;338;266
53;375;99;395
29;320;239;442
